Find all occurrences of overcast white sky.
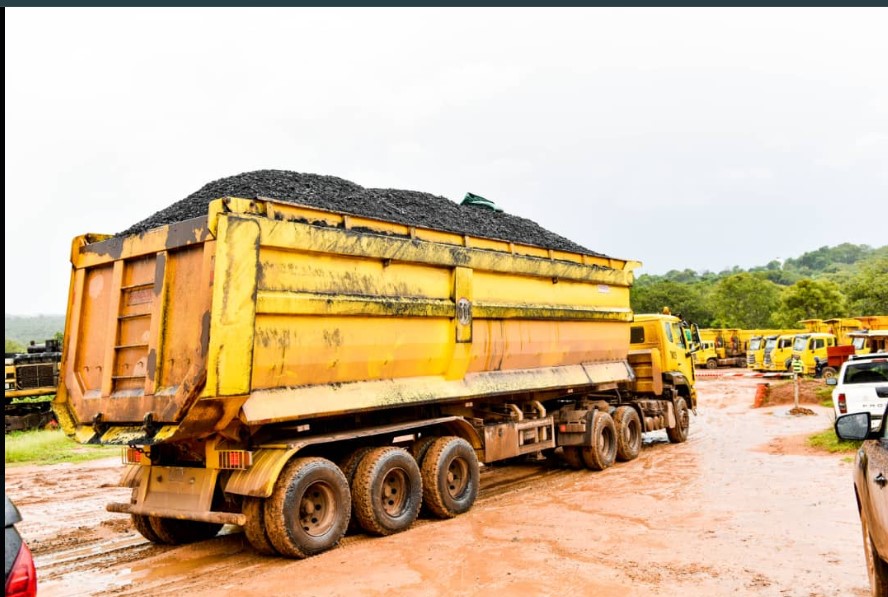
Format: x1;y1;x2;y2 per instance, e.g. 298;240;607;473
5;8;888;316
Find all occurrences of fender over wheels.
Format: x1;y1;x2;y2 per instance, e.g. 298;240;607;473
148;516;223;545
420;436;480;519
352;447;423;536
613;406;642;462
581;411;617;471
264;457;351;559
667;397;690;444
242;497;278;555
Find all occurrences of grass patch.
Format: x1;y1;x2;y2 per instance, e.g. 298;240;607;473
815;385;834;408
807;428;862;454
5;429;118;466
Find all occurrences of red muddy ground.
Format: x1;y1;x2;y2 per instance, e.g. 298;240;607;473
5;375;870;596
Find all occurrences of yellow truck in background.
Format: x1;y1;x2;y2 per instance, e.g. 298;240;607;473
791;333;838;376
696;328;750;368
763;333;800;372
55;194;701;560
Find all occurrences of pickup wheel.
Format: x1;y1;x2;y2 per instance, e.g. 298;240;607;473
264;457;350;559
862;511;888;595
613;406;642;462
148;516;222;545
421;437;479;519
353;447;422;536
561;447;583;470
706;358;718;370
581;411;617;471
667;397;690;444
242;497;278;555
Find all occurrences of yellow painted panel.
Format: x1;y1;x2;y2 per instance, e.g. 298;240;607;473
251;315;452;389
473;271;630;309
258;247;451;299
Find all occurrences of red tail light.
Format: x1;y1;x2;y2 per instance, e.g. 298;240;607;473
838;393;847;414
5;541;37;597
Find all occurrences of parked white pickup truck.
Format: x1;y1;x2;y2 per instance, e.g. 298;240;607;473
828;352;888;431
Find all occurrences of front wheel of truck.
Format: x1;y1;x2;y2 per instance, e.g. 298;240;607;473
667;397;690;444
264;457;351;559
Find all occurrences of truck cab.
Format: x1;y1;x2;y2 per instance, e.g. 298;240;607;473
747;335;766;369
630;314;699;409
764;334;798;372
792;333;837;376
693;341;718;369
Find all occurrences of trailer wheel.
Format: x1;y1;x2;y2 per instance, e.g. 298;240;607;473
821;366;838;381
352;447;422;536
242;497;278;555
148;516;223;545
561;447;583;470
706;358;718;370
613;406;642;462
581;411;617;471
421;437;480;519
410;435;439;466
339;446;376;534
666;397;690;444
264;457;350;558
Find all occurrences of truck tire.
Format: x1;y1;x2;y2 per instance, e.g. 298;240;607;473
613;406;642;462
706;358;718;370
666;397;690;444
242;497;278;555
148;516;222;545
339;446;376;534
352;447;422;536
410;435;439;466
821;366;838;381
561;447;583;470
862;511;888;596
581;411;617;471
264;457;351;559
132;514;163;544
420;437;480;519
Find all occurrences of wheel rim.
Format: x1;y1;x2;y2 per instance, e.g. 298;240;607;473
624;418;640;448
445;457;469;499
380;467;409;516
300;481;337;537
599;425;615;454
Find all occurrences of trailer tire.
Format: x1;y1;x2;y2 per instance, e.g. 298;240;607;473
613;406;642;462
581;411;617;471
352;447;422;536
421;437;479;519
132;514;164;544
706;358;718;370
410;435;439;466
242;497;278;555
561;447;583;470
666;397;690;444
148;516;222;545
339;446;376;534
264;457;350;559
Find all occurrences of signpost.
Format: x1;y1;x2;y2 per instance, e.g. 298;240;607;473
792;357;803;409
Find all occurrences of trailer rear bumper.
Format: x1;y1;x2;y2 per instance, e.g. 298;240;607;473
106;502;246;526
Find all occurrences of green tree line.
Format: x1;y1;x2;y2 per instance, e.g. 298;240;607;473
631;243;888;328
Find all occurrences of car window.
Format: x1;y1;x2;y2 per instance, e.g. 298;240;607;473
844;361;888;384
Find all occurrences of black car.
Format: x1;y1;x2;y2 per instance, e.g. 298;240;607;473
4;493;37;597
835;407;888;596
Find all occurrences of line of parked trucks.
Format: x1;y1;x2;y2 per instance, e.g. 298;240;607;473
694;316;888;378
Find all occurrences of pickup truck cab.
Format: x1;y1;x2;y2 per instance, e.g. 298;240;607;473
828;353;888;432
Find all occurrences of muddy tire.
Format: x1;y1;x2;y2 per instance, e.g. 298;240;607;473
420;436;480;519
667;397;690;444
339;446;376;534
352;447;422;536
132;514;163;543
862;511;888;596
561;446;583;469
581;411;617;471
242;497;277;555
821;366;838;381
410;435;439;466
613;406;642;462
148;516;222;545
264;457;350;559
706;358;718;370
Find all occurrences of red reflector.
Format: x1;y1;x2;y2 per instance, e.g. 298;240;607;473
6;542;37;597
122;447;142;465
218;450;253;470
838;394;847;414
559;424;567;433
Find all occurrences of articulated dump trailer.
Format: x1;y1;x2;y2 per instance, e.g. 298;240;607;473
55;188;699;558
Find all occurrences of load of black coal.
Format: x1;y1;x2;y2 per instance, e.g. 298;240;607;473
118;169;603;256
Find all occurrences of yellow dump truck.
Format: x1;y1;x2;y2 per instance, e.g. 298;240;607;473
763;333;800;372
5;339;62;432
55;192;700;559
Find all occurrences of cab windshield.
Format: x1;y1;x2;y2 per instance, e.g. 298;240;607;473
793;337;808;351
765;339;777;350
749;338;763;350
852;337;867;351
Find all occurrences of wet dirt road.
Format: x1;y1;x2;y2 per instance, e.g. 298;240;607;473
5;376;870;596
